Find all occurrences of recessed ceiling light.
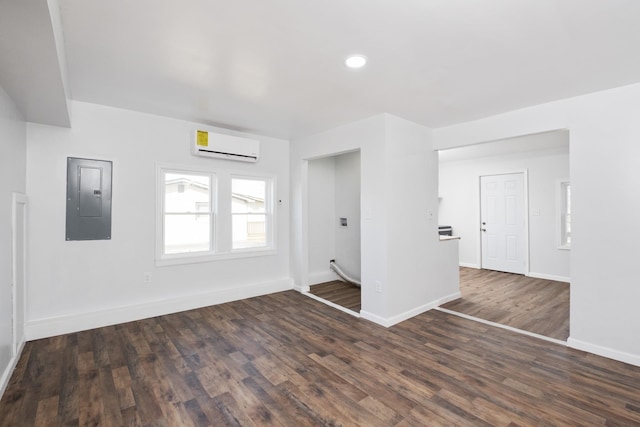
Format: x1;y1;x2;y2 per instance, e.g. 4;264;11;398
345;55;367;69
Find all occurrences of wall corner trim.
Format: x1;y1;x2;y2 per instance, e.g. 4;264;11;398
0;340;26;400
293;283;310;293
25;278;294;340
361;292;462;328
567;337;640;368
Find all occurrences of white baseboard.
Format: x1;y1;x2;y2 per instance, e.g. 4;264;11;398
361;292;461;328
438;291;462;306
567;337;640;368
25;278;294;340
459;262;480;269
308;270;339;286
0;339;25;400
360;310;390;327
293;282;310;293
527;272;570;283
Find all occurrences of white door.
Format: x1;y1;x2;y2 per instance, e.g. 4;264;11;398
12;193;27;356
480;173;525;274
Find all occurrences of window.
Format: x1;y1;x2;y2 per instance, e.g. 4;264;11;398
232;176;273;250
559;181;571;248
161;169;215;257
157;164;276;265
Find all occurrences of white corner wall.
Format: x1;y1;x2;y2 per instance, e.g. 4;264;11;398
439;137;570;281
434;82;640;367
25;101;291;339
383;115;457;322
0;85;27;396
292;114;458;325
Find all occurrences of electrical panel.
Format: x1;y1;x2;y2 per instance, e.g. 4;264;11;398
66;157;113;241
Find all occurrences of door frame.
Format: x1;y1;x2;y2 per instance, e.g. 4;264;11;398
12;192;27;357
478;170;530;275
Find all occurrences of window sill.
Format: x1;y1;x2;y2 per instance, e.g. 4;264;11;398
156;247;277;267
558;245;571;251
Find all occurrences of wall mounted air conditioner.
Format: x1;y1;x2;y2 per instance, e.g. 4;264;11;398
192;130;259;163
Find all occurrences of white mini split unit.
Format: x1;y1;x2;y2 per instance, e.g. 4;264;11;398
192;130;260;163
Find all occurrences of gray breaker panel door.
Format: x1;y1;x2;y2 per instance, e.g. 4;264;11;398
66;157;113;240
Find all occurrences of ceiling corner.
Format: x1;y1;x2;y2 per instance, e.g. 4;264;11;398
0;0;71;127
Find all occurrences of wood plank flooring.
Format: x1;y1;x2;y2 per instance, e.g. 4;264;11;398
309;280;361;312
3;290;639;426
442;267;570;341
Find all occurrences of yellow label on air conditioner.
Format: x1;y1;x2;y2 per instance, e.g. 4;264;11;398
196;130;209;147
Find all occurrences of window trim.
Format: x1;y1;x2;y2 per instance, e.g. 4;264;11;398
157;164;217;264
155;163;277;267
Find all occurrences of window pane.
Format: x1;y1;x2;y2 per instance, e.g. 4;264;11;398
164;214;210;254
233;214;266;249
163;172;211;255
165;173;210;213
232;179;265;214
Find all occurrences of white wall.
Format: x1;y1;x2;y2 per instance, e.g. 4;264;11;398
25;101;291;339
434;82;640;366
439;136;570;281
383;115;454;320
0;85;27;395
334;151;361;281
307;156;337;283
292;114;459;325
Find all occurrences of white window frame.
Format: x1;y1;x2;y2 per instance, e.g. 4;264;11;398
156;164;217;265
557;180;571;250
231;174;276;253
156;164;277;266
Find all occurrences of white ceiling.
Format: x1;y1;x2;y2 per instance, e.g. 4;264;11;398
2;0;640;138
438;130;569;163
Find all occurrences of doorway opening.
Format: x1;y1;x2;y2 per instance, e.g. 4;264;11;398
437;130;570;341
306;150;361;315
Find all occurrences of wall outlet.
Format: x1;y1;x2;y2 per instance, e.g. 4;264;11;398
375;280;382;293
143;272;152;283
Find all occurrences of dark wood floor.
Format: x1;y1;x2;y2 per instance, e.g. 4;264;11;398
309;280;361;312
3;290;640;426
442;267;570;341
